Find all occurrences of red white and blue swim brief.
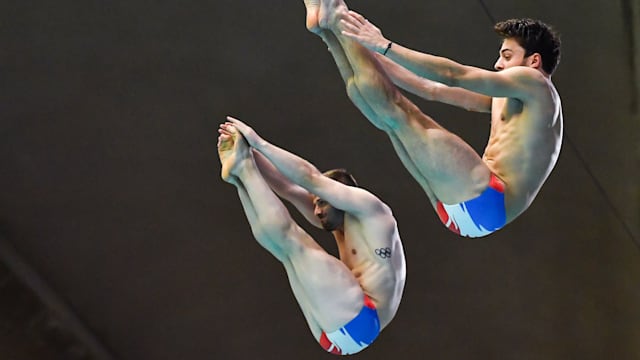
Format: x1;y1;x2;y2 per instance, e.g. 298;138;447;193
436;173;507;238
318;295;380;355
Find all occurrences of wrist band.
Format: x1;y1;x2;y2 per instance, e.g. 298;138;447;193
382;42;393;56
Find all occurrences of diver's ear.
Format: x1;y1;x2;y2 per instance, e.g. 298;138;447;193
528;53;542;70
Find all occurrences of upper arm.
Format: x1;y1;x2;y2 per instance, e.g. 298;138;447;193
450;65;546;101
376;53;491;113
281;183;323;228
252;150;322;228
305;173;387;217
389;44;545;102
430;82;492;113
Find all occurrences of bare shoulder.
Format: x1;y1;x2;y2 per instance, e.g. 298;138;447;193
346;200;399;253
505;67;556;103
458;65;549;100
308;173;390;218
501;66;548;87
343;188;397;236
348;187;393;218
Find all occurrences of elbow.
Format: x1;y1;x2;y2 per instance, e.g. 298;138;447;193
299;164;323;187
427;82;448;101
441;64;469;88
442;69;459;87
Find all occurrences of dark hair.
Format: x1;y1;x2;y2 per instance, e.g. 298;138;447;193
323;168;358;187
494;18;561;75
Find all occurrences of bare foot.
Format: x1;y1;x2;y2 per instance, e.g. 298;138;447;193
303;0;321;33
218;124;250;183
318;0;348;30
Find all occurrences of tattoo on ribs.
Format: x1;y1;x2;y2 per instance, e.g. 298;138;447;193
375;247;392;259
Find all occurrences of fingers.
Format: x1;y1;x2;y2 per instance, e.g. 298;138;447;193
340;19;359;33
225;115;251;132
218;123;236;135
339;12;359;27
340;29;359;41
222;115;259;149
340;14;366;31
340;20;362;40
348;10;367;25
225;116;243;131
226;115;246;127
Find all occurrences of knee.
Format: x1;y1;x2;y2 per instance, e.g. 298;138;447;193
352;70;380;96
345;73;381;99
345;78;359;102
254;217;291;241
250;221;299;259
345;80;391;132
358;75;404;112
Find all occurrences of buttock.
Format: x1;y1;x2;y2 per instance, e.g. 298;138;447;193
318;295;380;355
436;173;506;237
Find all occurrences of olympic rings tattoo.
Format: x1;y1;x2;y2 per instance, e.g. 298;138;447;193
375;247;392;259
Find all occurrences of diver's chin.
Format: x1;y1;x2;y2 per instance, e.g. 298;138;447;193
321;222;337;232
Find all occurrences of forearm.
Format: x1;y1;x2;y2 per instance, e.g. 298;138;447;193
340;10;467;86
226;117;323;190
375;52;434;97
253;139;321;189
252;150;294;197
375;53;491;112
381;42;464;86
253;150;320;227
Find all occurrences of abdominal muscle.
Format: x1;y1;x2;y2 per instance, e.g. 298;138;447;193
484;97;562;222
339;243;404;329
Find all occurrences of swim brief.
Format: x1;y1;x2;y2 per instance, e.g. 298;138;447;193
318;295;380;355
436;173;506;237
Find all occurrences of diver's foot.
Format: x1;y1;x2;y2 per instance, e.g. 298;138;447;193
217;124;249;183
318;0;347;30
303;0;321;33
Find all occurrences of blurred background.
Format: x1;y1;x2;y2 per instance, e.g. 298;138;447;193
1;0;638;359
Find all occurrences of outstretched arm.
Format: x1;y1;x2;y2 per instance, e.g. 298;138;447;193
225;116;386;217
375;53;492;113
341;10;546;100
252;150;322;228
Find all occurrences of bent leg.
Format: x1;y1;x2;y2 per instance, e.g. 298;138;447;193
317;1;491;204
317;29;441;204
219;129;365;339
385;99;491;204
318;30;389;131
220;132;313;260
386;132;438;205
234;166;364;333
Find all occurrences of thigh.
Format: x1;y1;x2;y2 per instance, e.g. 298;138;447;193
281;239;364;334
387;132;439;207
387;99;491;204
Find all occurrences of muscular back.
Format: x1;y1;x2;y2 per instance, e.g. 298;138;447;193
483;78;563;221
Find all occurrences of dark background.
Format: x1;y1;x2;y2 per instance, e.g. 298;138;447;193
1;0;639;359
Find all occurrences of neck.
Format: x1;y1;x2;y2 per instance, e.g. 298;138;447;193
331;227;345;240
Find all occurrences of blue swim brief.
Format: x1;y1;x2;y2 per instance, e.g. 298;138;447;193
318;295;380;355
436;173;506;237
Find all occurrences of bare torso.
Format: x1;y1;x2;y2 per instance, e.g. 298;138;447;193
483;77;563;222
334;208;406;329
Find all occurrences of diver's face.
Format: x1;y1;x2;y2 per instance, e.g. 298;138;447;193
494;38;531;71
313;197;344;231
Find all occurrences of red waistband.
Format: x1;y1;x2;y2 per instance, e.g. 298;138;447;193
488;173;505;193
363;294;376;309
